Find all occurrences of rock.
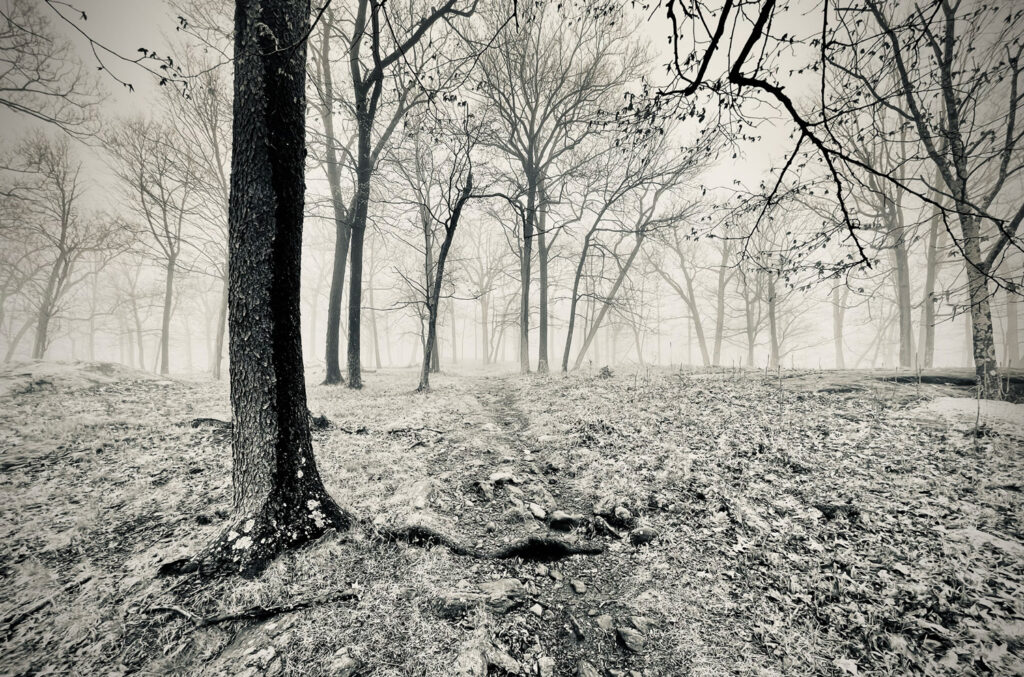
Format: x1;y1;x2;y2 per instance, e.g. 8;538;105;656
503;506;530;524
453;647;488;677
529;503;547;520
548;510;583;531
485;521;497;533
617;626;646;652
475;481;495;501
595;614;614;631
591;515;623;539
549;569;563;582
614;506;633;522
628;615;655;634
535;563;549;577
629;527;660;546
570;579;587;594
538;656;556;677
490;470;518;486
478;578;527;614
567;614;586;641
577;661;602;677
529;603;544;617
484;645;522;674
329;649;361;677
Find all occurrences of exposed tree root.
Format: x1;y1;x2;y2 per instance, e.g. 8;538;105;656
146;587;359;627
371;525;604;561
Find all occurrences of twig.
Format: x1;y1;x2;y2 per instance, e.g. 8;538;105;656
146;587;359;627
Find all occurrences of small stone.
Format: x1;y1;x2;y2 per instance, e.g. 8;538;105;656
570;579;587;594
490;470;518;485
529;503;547;520
475;481;495;501
535;563;549;577
614;506;633;522
629;527;660;546
542;609;556;621
617;626;646;652
548;510;582;531
595;614;614;631
549;569;563;582
577;661;602;677
529;603;544;617
485;521;497;533
330;649;361;677
503;506;530;524
538;656;556;677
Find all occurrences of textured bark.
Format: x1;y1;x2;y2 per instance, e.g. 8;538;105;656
177;0;351;577
917;195;942;369
960;215;1000;395
767;272;780;370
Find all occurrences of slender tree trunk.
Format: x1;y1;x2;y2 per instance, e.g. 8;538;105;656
572;234;645;369
159;257;176;375
32;257;64;359
893;237;914;368
1006;282;1020;368
519;176;537;374
345;103;373;389
537;205;549;373
562;230;594;372
767;272;780;370
712;241;731;365
959;215;1000;396
5;316;34;362
832;286;847;369
480;293;490;365
177;0;351;577
367;267;382;370
449;298;457;365
918;195;943;369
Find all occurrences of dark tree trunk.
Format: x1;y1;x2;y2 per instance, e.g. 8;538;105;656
536;198;550;374
712;241;731;366
832;286;848;369
1007;282;1020;368
180;0;351;577
346;107;372;389
519;176;537;374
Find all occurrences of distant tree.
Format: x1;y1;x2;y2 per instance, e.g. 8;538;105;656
0;135;119;360
107;118;199;375
0;0;100;137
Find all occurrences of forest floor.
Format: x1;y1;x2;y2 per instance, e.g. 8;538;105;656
1;361;1023;676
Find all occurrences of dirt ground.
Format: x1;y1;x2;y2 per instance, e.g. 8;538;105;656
1;362;1022;676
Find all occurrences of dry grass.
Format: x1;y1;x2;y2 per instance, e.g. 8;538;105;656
1;362;1021;676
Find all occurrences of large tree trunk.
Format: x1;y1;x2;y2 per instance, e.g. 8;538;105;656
32;256;64;359
179;0;351;577
159;257;176;375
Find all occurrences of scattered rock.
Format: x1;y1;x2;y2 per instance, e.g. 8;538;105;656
484;645;523;674
503;506;531;524
567;614;586;641
598;365;613;379
570;579;587;594
577;660;602;677
629;527;660;546
485;521;497;533
478;578;528;614
614;506;633;523
529;603;544;617
538;656;556;677
548;510;583;531
590;515;623;539
549;569;564;582
529;503;547;520
535;563;549;577
329;648;361;677
595;614;614;631
490;470;518;486
617;626;646;652
475;481;495;501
